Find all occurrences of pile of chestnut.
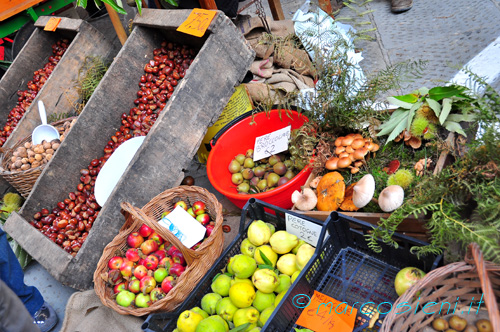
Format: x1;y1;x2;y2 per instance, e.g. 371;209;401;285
29;42;198;255
0;39;70;147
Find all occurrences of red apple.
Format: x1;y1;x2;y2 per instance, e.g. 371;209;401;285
150;288;166;303
159;256;174;269
191;241;202;250
128;278;141;294
138;258;147;266
161;276;175;294
108;256;124;270
167;246;178;257
174;201;188;211
170;263;185;277
113;282;127;294
140;239;159;255
140;275;157;293
139;224;153;238
172;250;186;266
126;248;140;262
120;260;135;277
205;224;215;237
133;264;148;279
192;201;206;215
145;255;159;270
196;213;210;226
127;232;144;248
148;232;164;245
187;208;196;218
153;249;166;261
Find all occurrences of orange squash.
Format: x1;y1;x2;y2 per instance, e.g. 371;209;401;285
316;172;345;211
340;182;359;211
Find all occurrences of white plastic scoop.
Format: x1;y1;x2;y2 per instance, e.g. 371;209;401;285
32;100;60;145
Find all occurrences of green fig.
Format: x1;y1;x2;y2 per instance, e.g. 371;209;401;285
247;220;272;246
216;297;239;322
274;274;291;293
211;274;232;297
252;269;280;293
241;239;257;257
233;307;260;331
252;290;276;312
269;231;298;254
232;255;257;279
201;293;222;315
296;244;315;270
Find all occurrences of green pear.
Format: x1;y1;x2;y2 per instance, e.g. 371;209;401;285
247;220;271;246
258;306;274;327
177;310;204;332
227;255;241;274
240;239;257;257
194;316;226;332
216;297;239;322
277;254;299;276
274;274;291;293
292;240;306;254
201;293;222;315
211;274;232;297
291;270;300;283
233;307;260;331
251;269;279;293
211;315;229;331
296;244;315;270
274;290;287;307
231;277;253;287
191;307;209;319
265;223;275;235
232;255;257;279
269;231;298;254
252;290;276;312
254;245;278;267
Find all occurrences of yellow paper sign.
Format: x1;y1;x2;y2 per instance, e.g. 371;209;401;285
177;9;217;37
44;17;61;32
295;291;357;332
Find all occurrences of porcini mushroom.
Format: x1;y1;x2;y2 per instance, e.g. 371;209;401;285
378;185;404;212
352;174;375;209
292;188;318;211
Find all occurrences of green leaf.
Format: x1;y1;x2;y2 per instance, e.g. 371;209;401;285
100;0;127;14
135;0;142;14
426;98;441;117
439;98;452;124
386;96;414;109
393;93;420;104
443;121;467;136
377;110;409;137
76;0;87;8
428;86;465;101
259;250;273;267
230;323;251;332
212;273;221;283
416;87;430;95
95;0;103;6
387;118;409;143
258;264;274;270
446;113;477;122
406;101;422;131
163;0;179;6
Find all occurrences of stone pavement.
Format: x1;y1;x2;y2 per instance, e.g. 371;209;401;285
21;1;500;331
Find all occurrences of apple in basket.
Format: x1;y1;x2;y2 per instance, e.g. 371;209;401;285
126;248;140;262
140;275;157;294
128;278;141;294
139;224;153;238
161;276;175;294
134;265;148;279
172;250;186;265
120;260;134;277
150;288;166;303
127;232;144;248
148;232;165;245
113;282;127;294
145;255;159;270
108;256;124;270
192;201;206;215
141;239;159;255
170;263;185;277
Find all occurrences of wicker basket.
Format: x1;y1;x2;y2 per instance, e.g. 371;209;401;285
93;186;224;316
0;117;77;198
381;243;500;331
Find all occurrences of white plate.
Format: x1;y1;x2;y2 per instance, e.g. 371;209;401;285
94;136;145;207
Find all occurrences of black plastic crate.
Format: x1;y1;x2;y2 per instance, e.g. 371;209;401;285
141;198;329;332
262;212;443;332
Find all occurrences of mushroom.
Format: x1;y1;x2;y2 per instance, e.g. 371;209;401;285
292;188;318;211
352;174;375;209
309;176;322;189
325;157;339;170
407;136;422;149
378;185;404;212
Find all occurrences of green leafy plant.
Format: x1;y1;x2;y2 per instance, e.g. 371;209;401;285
378;86;477;143
72;56;109;114
76;0;142;15
0;60;12;71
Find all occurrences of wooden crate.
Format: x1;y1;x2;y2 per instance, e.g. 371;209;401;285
0;16;118;193
4;9;255;290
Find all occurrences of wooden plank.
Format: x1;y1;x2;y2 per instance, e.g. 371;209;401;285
5;9;255;290
34;16;84;31
0;0;44;21
267;0;285;20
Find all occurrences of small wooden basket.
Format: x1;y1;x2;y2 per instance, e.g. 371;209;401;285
93;186;224;316
0;117;77;198
381;243;500;331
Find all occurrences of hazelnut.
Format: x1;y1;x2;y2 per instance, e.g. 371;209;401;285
43;141;52;150
51;142;60;150
35;154;43;161
21;164;30;171
18;147;28;158
46;149;55;155
31;161;41;168
28;157;35;164
21;158;29;164
27;150;35;158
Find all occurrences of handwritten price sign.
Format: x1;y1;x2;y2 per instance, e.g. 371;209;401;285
44;17;61;32
296;291;357;332
177;9;217;37
285;213;323;247
253;125;291;161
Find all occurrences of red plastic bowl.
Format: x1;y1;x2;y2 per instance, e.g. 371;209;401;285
207;109;311;209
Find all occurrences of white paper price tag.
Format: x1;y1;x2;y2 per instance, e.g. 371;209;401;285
285;213;323;247
158;206;206;249
253;125;291;161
